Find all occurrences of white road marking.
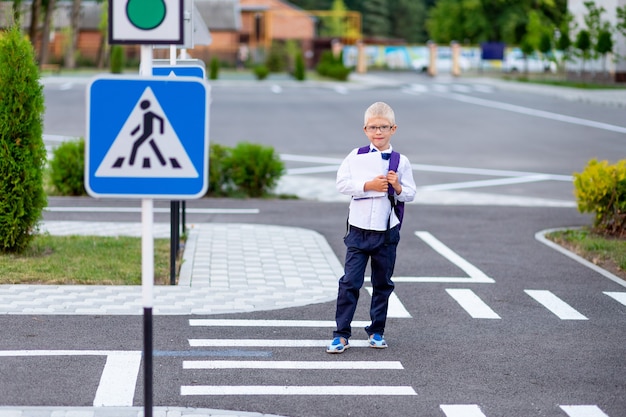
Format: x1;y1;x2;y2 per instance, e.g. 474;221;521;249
447;93;626;134
365;287;412;318
604;291;626;307
183;360;404;369
44;207;259;214
0;350;141;407
440;404;488;417
406;232;495;283
189;339;370;348
181;385;417;396
446;289;501;319
93;351;142;406
525;290;588;320
560;405;610;417
189;319;370;328
421;174;558;192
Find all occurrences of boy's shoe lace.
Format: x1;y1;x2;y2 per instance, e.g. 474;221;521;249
326;336;349;354
368;333;388;349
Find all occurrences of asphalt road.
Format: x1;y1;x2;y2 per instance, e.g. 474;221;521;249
1;71;625;417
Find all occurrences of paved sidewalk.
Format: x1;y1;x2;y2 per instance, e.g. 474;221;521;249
0;221;343;315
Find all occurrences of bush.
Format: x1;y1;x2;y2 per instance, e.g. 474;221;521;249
49;139;86;196
573;159;626;237
316;50;351;81
209;57;219;80
224;142;284;198
0;26;47;253
110;45;124;74
207;143;233;196
293;52;306;81
254;65;269;80
266;42;288;73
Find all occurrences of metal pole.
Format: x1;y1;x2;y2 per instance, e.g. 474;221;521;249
140;45;154;417
170;200;179;285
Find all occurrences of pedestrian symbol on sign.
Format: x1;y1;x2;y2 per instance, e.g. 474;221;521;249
95;87;198;178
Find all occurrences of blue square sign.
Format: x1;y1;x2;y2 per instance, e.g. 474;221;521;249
86;75;210;199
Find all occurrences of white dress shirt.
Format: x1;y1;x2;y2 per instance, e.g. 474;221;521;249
336;145;417;231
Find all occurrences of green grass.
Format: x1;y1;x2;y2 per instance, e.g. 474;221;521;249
546;228;626;276
0;235;175;285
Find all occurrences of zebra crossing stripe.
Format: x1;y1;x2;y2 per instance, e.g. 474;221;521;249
183;360;404;369
560;405;610;417
181;385;417;396
525;290;588;320
446;289;501;319
440;404;487;417
189;339;371;348
604;292;626;307
365;287;412;318
189;319;370;327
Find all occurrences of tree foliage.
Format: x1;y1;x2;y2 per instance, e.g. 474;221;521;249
0;26;47;253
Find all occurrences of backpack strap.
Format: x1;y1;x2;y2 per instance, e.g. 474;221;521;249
357;145;370;154
388;151;404;228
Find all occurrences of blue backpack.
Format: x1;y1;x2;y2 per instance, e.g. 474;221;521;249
357;146;405;227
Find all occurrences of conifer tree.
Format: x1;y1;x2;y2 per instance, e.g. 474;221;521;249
0;26;47;253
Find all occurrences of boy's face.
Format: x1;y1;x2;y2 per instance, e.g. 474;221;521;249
364;117;397;151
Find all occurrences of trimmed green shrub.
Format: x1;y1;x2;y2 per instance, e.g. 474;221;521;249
293;52;306;81
574;159;626;237
316;50;351;81
209;57;219;80
266;42;288;73
224;142;284;198
110;45;124;74
49;139;86;196
0;26;47;253
207;143;233;196
254;65;269;80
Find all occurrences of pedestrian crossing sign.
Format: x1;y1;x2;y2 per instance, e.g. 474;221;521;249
86;75;209;199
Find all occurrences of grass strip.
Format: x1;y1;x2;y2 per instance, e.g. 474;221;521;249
546;228;626;277
0;235;175;285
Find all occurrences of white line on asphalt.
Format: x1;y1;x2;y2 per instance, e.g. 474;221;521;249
183;360;404;369
560;405;610;417
525;290;588;320
44;207;260;214
189;319;370;328
410;232;495;283
447;93;626;134
365;287;412;318
93;351;142;407
440;404;488;417
0;350;142;407
604;292;626;307
181;385;418;396
445;289;501;319
188;339;370;348
421;174;558;192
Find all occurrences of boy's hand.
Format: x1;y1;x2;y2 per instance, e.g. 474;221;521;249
365;175;389;193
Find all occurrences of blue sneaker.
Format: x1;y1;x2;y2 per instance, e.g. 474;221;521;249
368;333;387;349
326;337;349;354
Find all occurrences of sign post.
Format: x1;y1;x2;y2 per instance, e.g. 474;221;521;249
93;3;205;417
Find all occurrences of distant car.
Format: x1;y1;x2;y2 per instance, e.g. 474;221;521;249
503;48;556;73
411;47;471;73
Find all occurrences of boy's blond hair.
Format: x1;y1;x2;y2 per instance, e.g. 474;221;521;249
364;101;396;126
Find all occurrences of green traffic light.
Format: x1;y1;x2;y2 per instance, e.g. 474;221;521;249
126;0;166;30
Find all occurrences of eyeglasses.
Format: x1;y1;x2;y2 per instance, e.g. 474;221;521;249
365;125;392;133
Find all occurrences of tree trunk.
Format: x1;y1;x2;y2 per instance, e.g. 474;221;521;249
38;0;56;67
28;0;41;54
64;0;81;68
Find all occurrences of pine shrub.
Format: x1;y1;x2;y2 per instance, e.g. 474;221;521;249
49;138;86;196
110;45;124;74
0;26;47;253
209;57;219;80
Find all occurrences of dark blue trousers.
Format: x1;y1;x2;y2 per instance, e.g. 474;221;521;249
333;225;400;339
